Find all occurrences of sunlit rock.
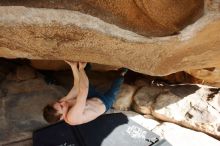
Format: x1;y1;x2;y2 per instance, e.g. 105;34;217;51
152;84;220;138
153;122;220;146
0;6;219;76
0;0;204;37
186;68;220;87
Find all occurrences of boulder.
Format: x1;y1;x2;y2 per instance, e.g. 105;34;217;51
186;68;220;87
113;84;137;111
161;71;196;84
132;82;220;138
152;84;220;139
0;0;204;37
134;79;150;88
0;75;66;145
1;78;53;95
16;66;36;81
0;6;219;76
132;85;164;114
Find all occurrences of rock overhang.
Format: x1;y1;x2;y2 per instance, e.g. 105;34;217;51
0;1;219;76
0;0;204;37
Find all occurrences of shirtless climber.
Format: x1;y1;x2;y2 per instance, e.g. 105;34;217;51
43;61;127;125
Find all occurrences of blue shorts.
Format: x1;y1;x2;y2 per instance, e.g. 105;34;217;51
87;77;124;111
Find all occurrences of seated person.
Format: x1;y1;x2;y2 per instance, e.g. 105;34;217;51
43;61;127;125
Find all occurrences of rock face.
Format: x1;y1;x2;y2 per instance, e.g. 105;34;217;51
0;1;220;143
0;66;66;145
0;0;204;37
161;71;197;84
6;65;36;81
30;60;70;71
0;2;219;76
113;84;137;110
152;84;220;139
133;83;220;139
186;68;220;87
30;60;119;71
133;86;164;114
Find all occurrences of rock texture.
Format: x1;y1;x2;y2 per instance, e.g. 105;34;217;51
0;0;204;37
0;67;66;145
30;60;69;71
0;1;220;143
205;0;220;12
6;65;36;81
186;68;220;87
0;4;219;76
113;84;137;110
30;60;119;71
132;86;164;114
161;71;197;84
152;84;220;139
133;83;220;139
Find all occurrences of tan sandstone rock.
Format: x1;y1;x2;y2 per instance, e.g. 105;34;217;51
30;60;69;71
0;6;219;76
30;60;119;71
205;0;220;12
161;71;196;84
132;85;164;115
0;0;203;37
186;68;220;87
152;84;220;139
113;84;137;111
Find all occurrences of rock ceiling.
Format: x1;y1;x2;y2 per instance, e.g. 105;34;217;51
0;0;219;76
